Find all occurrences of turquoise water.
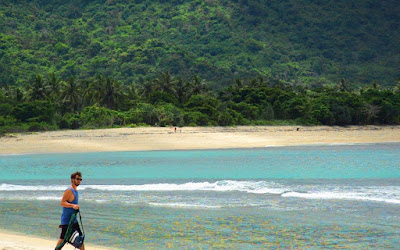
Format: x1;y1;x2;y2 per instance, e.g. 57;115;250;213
1;143;400;249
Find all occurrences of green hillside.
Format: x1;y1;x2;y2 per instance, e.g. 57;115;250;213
1;0;399;87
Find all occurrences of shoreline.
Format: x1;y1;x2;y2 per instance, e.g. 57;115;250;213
1;125;400;155
0;229;112;250
1;141;400;157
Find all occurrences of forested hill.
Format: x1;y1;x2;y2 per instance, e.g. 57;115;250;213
1;0;399;87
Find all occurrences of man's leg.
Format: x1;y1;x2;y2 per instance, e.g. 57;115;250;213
56;225;67;249
55;238;63;249
80;243;85;250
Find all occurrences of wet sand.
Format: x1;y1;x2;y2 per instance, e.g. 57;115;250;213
0;230;111;250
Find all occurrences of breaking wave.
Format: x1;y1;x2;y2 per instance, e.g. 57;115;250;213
1;181;399;204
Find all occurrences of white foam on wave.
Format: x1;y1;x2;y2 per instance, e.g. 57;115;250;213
2;181;399;205
36;196;60;200
0;181;286;194
0;195;60;201
148;202;222;209
82;180;288;194
0;183;66;191
282;191;400;204
94;199;108;203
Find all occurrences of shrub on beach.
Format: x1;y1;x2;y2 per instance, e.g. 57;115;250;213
0;103;13;117
59;113;82;129
0;116;17;127
0;125;24;134
27;122;58;132
11;101;55;123
184;111;210;126
156;103;184;127
125;103;157;126
0;116;21;135
80;105;125;128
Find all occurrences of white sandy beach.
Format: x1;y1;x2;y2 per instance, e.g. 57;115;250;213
1;125;400;249
1;125;399;155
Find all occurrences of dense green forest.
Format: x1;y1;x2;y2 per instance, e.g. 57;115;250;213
0;0;399;87
0;0;399;134
0;72;399;135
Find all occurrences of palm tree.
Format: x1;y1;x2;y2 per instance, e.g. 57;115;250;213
89;76;124;110
249;78;258;88
154;71;176;95
175;78;189;106
340;78;348;92
15;87;25;102
363;103;381;124
126;82;140;102
190;75;206;96
2;85;25;103
233;78;244;90
60;76;81;113
138;80;154;100
29;74;47;101
101;77;124;110
86;76;105;107
80;79;93;107
47;72;62;101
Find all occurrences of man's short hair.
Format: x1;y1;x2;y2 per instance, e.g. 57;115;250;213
71;171;82;179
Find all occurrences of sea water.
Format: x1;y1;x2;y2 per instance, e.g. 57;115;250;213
0;143;399;249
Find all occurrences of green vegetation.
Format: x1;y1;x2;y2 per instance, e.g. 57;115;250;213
0;0;399;87
1;73;399;135
0;1;399;134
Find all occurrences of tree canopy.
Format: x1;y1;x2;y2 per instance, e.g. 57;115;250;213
0;0;399;87
0;73;399;135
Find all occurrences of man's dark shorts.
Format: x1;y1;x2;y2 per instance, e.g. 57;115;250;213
59;223;82;239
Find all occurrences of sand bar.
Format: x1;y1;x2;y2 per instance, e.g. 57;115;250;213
1;125;400;155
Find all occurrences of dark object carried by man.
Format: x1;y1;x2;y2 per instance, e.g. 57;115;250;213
56;210;85;250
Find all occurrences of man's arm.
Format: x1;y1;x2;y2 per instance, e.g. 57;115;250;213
60;189;80;210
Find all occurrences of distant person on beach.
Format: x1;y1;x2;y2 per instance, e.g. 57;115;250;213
56;171;85;250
